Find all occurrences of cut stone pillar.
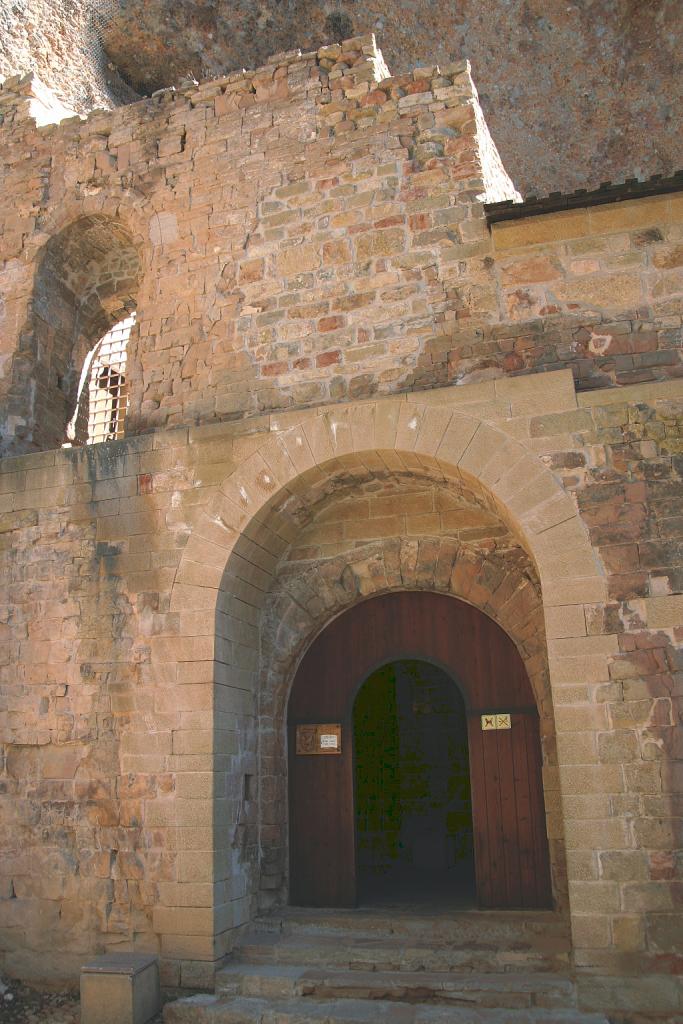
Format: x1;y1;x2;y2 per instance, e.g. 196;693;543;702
80;953;160;1024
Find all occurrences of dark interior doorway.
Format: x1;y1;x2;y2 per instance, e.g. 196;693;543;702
354;659;475;907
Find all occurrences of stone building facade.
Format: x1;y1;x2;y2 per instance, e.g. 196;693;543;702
0;34;681;1020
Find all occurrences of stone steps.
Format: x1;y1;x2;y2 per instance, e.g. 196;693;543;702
162;908;587;1023
163;993;610;1024
234;907;572;975
216;962;577;1009
251;906;571;945
234;931;569;974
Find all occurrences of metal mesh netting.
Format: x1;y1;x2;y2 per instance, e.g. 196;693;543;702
85;2;116;54
84;0;140;105
0;0;116;112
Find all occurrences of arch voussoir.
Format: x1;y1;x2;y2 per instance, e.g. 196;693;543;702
164;393;599;944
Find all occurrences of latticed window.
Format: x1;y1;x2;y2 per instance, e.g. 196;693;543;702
86;314;133;443
65;313;135;446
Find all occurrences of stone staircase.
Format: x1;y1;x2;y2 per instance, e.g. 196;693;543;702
163;907;610;1024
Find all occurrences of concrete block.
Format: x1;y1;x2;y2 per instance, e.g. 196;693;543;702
81;953;160;1024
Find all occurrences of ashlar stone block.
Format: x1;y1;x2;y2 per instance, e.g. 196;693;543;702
80;953;160;1024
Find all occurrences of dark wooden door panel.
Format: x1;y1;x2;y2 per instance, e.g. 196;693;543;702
288;730;356;906
468;712;551;908
288;591;552;909
511;715;538;904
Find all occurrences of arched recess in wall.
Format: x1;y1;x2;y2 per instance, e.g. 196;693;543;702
228;456;559;913
16;215;142;451
167;406;605;929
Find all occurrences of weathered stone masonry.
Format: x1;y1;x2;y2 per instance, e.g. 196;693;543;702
0;36;522;454
0;34;681;1020
1;36;681;456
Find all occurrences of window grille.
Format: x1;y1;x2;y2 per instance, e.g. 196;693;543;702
86;314;133;444
65;313;135;447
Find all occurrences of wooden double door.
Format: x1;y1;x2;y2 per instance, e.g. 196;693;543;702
288;591;552;909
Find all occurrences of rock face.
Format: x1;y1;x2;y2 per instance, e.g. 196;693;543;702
0;0;136;115
0;0;681;196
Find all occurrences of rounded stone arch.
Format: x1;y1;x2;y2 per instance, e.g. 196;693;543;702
0;187;156;455
165;397;605;937
174;398;602;614
15;209;146;450
262;535;549;720
173;399;604;711
33;187;151;252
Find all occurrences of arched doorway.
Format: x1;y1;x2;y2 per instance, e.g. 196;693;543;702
354;659;475;906
288;591;552;910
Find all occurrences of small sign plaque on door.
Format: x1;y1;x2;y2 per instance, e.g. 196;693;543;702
296;724;342;755
481;713;512;731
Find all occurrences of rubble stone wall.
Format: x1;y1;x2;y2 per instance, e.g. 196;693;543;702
1;40;681;459
0;36;520;456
